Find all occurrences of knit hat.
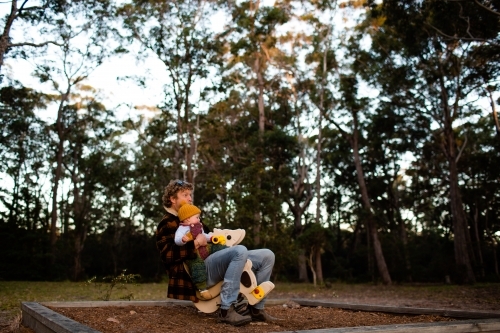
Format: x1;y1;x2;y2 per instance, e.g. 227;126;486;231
178;201;201;222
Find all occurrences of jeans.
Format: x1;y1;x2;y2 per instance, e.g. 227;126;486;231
205;245;275;310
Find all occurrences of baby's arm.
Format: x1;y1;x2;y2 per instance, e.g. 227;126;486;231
175;225;191;246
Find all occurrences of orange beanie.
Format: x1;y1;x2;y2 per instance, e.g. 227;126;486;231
178;201;201;221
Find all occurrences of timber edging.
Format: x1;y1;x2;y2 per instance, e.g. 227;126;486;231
275;318;500;333
21;302;99;333
21;299;500;333
291;298;500;319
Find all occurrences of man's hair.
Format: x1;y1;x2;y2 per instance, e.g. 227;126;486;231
162;180;194;208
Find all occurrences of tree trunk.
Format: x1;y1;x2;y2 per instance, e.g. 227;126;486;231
437;58;476;284
485;211;499;278
492;238;499;278
315;106;322;225
486;88;500;140
0;0;17;74
473;205;485;278
184;62;196;185
398;214;412;282
366;226;374;282
308;247;317;286
448;156;475;283
286;73;314;284
315;247;324;284
71;155;88;281
8;165;20;225
50;93;68;252
298;250;309;282
73;233;86;281
174;76;183;180
289;208;311;283
315;29;329;225
392;177;412;282
252;52;266;247
442;106;475;283
351;112;392;285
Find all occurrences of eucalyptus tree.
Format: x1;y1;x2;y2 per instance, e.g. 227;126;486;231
297;2;339;284
361;100;429;281
283;69;315;282
457;116;500;278
200;77;298;248
322;126;365;272
25;0;113;258
295;1;393;284
327;73;392;284
0;0;59;76
118;0;222;186
209;0;291;246
0;84;50;229
365;0;500;283
57;85;126;280
125;112;180;229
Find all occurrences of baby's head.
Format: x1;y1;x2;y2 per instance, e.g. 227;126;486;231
178;201;201;224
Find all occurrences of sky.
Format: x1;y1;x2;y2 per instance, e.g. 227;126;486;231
0;1;231;123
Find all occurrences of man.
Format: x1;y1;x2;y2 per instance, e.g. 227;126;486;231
156;179;278;326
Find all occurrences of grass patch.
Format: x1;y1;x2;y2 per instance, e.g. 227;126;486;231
0;280;170;324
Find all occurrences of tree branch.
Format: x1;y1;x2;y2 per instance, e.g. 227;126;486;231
455;133;467;164
474;0;500;16
485;88;500;139
322;109;351;143
9;40;63;47
424;21;498;45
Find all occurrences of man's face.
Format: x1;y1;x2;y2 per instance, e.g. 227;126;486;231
170;189;193;212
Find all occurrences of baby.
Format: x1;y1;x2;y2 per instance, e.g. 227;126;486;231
175;202;227;298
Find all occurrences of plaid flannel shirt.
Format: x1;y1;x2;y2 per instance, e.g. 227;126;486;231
155;209;209;302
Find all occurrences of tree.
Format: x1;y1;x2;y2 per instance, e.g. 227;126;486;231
0;0;61;76
61;86;124;280
210;0;291;246
29;0;113;260
284;71;315;282
0;85;50;229
329;74;392;284
367;0;500;283
118;0;222;186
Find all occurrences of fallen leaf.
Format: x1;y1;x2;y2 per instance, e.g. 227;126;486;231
130;310;137;315
107;317;120;323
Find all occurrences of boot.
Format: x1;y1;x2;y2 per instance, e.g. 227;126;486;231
234;293;250;316
248;305;280;322
218;304;252;326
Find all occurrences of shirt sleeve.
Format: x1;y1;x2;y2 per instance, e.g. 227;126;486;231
156;214;196;269
175;225;189;246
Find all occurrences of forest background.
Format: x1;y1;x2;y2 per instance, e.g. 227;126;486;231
0;0;499;287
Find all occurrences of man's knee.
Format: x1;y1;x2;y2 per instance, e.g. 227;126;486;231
262;249;275;264
230;245;248;259
249;248;275;267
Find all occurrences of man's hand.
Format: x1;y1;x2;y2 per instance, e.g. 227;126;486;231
194;233;207;249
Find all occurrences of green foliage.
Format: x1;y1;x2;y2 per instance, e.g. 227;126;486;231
1;0;500;285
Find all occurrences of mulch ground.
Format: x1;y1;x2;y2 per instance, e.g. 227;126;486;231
7;283;500;333
48;302;455;333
